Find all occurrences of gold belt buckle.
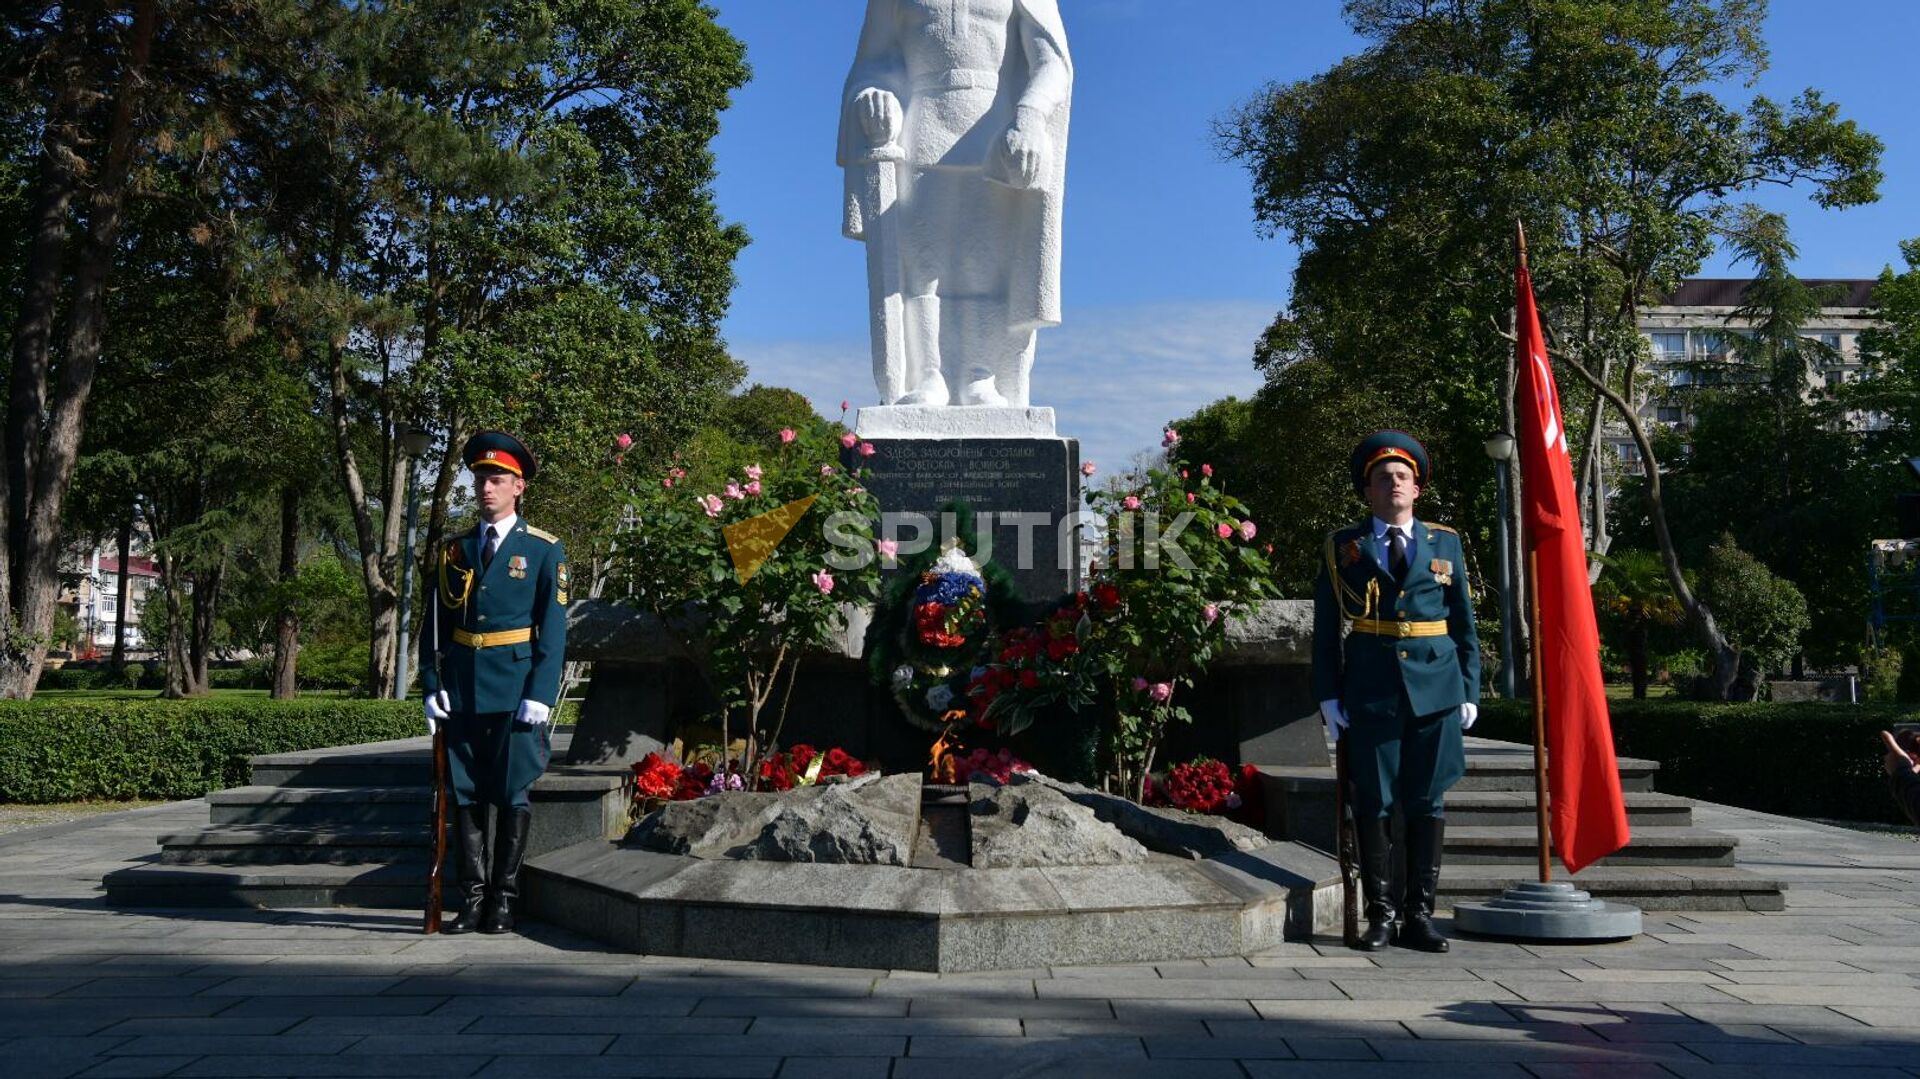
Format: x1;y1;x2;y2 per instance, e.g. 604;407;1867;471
1396;621;1413;637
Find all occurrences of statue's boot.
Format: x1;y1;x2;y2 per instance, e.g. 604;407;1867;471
480;806;532;935
959;364;1006;406
1396;815;1450;952
1355;815;1396;951
444;804;489;935
895;296;948;405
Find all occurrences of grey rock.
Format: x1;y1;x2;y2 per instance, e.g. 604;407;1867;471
625;773;918;866
1017;772;1269;859
967;782;1146;869
736;773;920;865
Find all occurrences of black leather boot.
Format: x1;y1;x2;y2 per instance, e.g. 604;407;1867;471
1396;815;1450;953
445;804;489;935
1355;815;1396;951
480;806;532;935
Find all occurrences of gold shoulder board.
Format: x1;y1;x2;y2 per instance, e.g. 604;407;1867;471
524;525;560;544
1427;523;1458;534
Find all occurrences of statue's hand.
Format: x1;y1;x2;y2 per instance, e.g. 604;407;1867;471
1000;113;1050;189
854;88;901;148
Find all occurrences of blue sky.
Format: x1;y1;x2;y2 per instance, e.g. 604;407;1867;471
706;1;1920;472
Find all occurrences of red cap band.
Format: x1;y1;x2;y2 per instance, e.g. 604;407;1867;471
475;449;523;477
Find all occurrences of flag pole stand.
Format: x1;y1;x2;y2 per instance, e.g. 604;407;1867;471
1453;548;1642;942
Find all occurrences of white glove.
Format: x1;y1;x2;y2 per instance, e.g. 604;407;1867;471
1318;699;1349;740
1461;702;1479;731
515;699;552;727
423;690;450;735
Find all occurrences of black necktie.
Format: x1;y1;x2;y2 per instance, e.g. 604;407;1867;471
1387;526;1408;580
481;526;498;568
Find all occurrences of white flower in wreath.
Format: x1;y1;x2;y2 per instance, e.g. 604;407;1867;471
891;664;914;691
925;684;955;712
932;542;982;579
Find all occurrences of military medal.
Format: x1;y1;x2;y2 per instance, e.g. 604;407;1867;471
1339;539;1363;568
508;554;528;579
1431;558;1453;586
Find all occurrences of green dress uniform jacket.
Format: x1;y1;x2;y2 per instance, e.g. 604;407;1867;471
1312;518;1480;818
422;519;569;807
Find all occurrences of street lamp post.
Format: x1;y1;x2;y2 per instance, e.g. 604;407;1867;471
394;428;434;700
1484;432;1518;698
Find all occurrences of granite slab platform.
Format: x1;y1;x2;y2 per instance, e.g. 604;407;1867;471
524;838;1342;973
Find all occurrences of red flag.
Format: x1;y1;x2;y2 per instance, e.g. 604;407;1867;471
1513;230;1631;875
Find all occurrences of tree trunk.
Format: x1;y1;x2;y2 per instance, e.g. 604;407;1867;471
0;0;159;700
111;511;133;669
1629;626;1649;699
160;554;192;700
272;485;300;699
1550;346;1741;699
188;560;221;695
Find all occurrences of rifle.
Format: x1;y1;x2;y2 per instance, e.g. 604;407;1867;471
423;556;448;935
1334;734;1360;948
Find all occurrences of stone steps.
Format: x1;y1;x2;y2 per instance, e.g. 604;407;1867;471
1441;790;1693;827
1452;744;1660;792
1443;824;1737;866
103;732;629;910
156;825;439;866
1438;864;1786;912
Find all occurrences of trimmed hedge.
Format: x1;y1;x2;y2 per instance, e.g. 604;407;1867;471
1477;698;1920;825
0;698;420;804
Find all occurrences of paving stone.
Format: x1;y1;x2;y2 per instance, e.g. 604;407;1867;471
691;997;907;1018
608;1033;905;1057
1679;1042;1911;1065
1142;1035;1301;1058
1500;981;1743;1003
748;1016;1022;1037
199;976;405;997
1244;1064;1533;1078
1398;1020;1602;1042
1674;1003;1870;1026
73;1057;205;1078
215;996;448;1017
1564;968;1732;983
432;995;699;1017
904;1035;1144;1058
96;1017;301;1036
104;1035;357;1056
1207;1018;1415;1040
1286;1037;1381;1060
769;1060;892;1079
1371;1038;1698;1062
1024;1018;1210;1037
1330;981;1521;1001
471;1061;779;1079
54;978;232;998
173;1057;495;1077
895;1059;1245;1079
278;1015;475;1036
1716;984;1920;1006
1253;999;1517;1022
1033;977;1338;1000
914;998;1111;1019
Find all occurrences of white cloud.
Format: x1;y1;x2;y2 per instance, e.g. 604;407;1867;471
727;298;1273;472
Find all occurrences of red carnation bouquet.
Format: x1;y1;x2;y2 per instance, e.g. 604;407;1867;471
1150;757;1266;828
755;743;870;792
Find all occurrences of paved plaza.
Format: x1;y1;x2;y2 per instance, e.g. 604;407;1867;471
2;795;1917;1078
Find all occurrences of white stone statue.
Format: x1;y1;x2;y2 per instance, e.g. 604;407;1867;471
839;0;1071;410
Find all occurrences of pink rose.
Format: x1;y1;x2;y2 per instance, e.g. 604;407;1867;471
615;433;633;450
840;399;850;413
877;539;899;560
1186;492;1196;504
1149;682;1173;703
671;468;686;479
849;486;865;495
812;569;835;594
1123;495;1141;511
1239;520;1257;541
858;442;876;457
1131;676;1149;692
820;464;835;476
1216;522;1233;539
840;432;858;448
1202;603;1220;626
700;494;723;518
1162;428;1180;447
745;464;762;480
725;482;744;500
662;477;674;489
1201;463;1213;478
1081;461;1096;477
744;480;762;496
779;428;796;444
1181;469;1189;479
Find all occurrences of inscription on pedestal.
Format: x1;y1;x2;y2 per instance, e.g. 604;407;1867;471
852;437;1082;606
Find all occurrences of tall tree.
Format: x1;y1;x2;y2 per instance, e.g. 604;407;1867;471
1216;0;1880;697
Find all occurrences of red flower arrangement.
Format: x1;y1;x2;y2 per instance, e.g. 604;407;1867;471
959;746;1033;784
754;743;870;792
1151;757;1267;827
632;752;683;801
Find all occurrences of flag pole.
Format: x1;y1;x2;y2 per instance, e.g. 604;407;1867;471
1514;218;1552;885
1529;549;1550;883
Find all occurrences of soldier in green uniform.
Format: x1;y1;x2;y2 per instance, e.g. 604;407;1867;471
1313;431;1480;952
422;431;570;934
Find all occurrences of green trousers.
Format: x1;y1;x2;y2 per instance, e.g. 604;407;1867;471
1346;689;1465;820
446;711;550;808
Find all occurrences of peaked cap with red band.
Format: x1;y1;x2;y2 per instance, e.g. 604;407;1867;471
1350;430;1429;493
462;430;538;482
